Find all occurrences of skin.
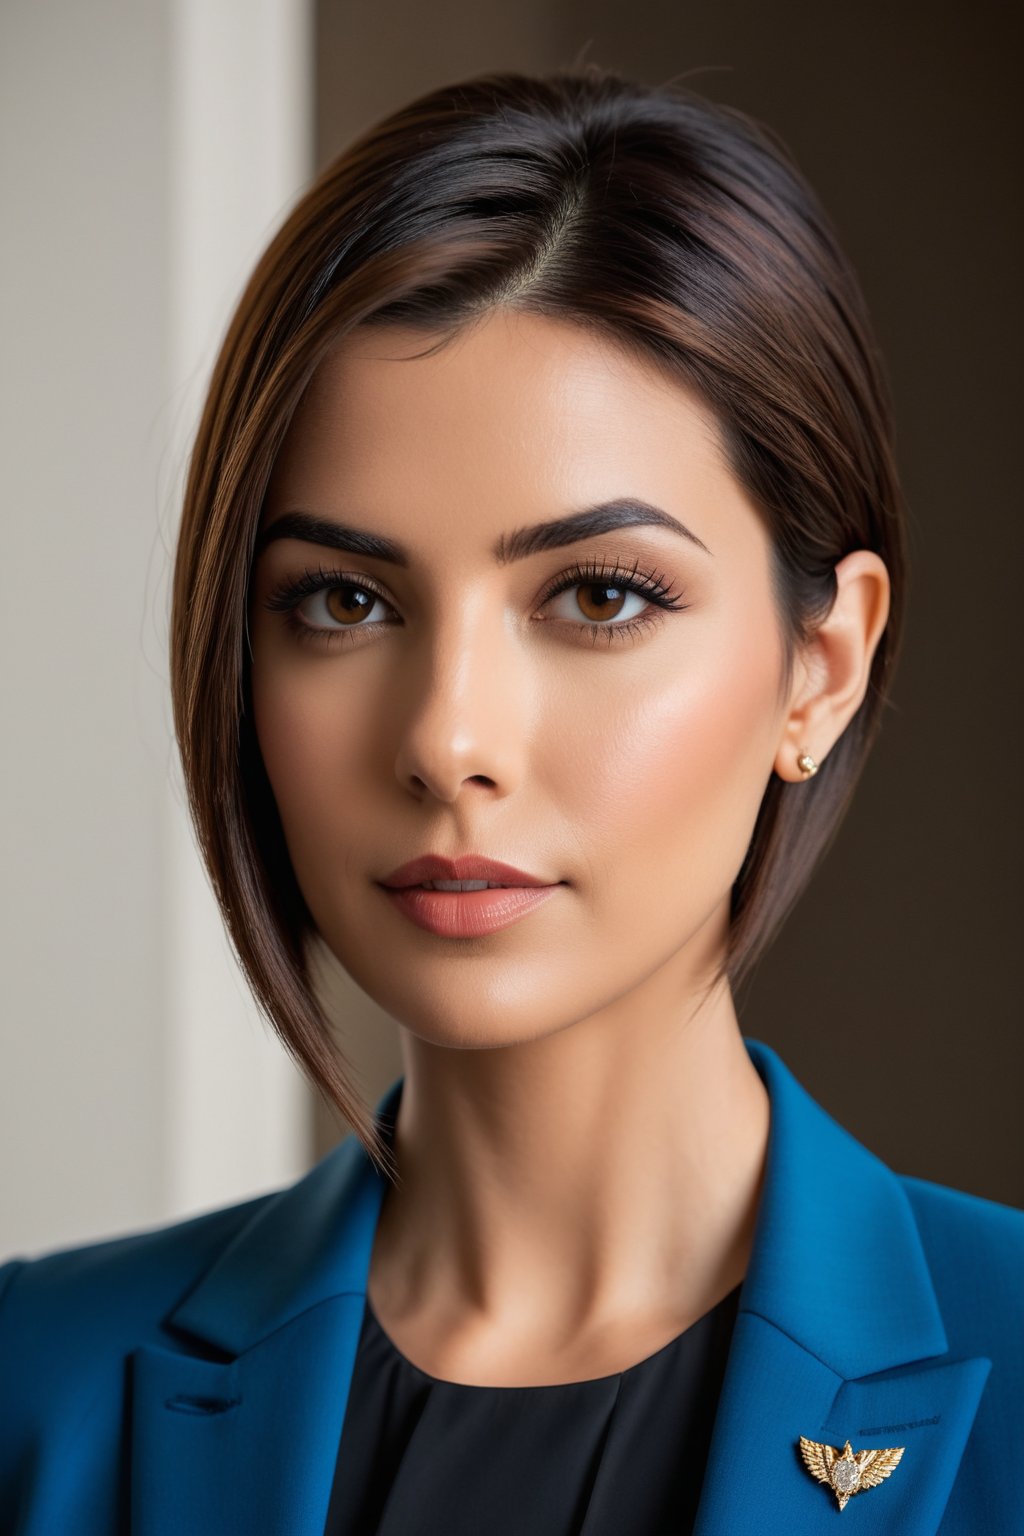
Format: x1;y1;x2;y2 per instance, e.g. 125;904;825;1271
248;308;890;1387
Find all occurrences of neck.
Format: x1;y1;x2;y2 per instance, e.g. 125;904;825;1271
368;973;770;1356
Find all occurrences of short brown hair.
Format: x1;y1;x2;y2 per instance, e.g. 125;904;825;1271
170;67;908;1172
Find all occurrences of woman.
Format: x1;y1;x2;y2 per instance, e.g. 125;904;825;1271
1;66;1019;1535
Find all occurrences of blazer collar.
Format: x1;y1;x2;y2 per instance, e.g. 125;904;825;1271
691;1042;989;1535
165;1098;395;1356
130;1040;988;1536
734;1038;947;1374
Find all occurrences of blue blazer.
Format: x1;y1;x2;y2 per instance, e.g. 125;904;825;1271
1;1038;1020;1534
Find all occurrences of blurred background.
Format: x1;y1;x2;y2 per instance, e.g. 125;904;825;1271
1;0;1020;1261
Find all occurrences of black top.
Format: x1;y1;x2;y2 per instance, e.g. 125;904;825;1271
323;1281;740;1536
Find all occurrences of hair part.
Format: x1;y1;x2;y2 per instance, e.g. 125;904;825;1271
170;65;908;1177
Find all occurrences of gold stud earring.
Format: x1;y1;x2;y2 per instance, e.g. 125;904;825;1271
796;751;819;778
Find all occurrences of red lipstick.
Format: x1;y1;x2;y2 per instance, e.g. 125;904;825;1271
377;854;562;938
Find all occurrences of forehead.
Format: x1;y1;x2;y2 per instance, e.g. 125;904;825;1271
263;308;754;563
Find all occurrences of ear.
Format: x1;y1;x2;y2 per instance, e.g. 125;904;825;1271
773;551;892;783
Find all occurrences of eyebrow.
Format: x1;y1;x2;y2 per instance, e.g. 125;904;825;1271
253;498;714;566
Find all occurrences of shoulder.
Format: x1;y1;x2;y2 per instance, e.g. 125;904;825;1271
0;1191;273;1386
891;1172;1024;1530
0;1193;279;1520
898;1170;1024;1286
897;1171;1024;1370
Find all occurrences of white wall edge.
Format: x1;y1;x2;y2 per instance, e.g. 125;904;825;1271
158;0;317;1219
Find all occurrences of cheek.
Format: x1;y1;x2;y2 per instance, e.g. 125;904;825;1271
550;618;782;920
249;655;367;877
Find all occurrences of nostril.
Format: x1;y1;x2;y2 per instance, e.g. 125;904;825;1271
165;1393;241;1416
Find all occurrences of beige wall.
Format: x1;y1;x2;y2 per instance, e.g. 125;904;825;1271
0;0;316;1262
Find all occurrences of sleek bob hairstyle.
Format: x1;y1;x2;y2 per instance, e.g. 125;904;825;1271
170;66;908;1170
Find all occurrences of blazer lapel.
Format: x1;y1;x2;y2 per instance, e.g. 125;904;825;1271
129;1040;991;1535
692;1041;991;1536
128;1082;402;1536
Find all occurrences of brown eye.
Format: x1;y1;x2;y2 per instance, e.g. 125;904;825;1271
574;583;629;623
324;585;377;626
262;567;397;643
545;579;648;628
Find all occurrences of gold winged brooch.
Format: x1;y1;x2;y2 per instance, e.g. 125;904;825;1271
798;1435;905;1511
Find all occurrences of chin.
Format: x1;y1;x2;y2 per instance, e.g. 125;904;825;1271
401;1020;554;1052
314;932;576;1052
368;984;570;1054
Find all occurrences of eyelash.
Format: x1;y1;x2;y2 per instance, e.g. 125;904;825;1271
261;555;691;650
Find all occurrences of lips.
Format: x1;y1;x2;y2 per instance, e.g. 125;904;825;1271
378;854;556;890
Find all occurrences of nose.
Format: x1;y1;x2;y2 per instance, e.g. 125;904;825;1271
392;606;526;804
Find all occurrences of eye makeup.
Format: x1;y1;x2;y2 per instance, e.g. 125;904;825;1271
260;552;692;650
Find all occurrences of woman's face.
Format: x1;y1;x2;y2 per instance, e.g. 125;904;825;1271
249;309;797;1049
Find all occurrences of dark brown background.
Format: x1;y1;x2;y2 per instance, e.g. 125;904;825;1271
311;0;1023;1205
